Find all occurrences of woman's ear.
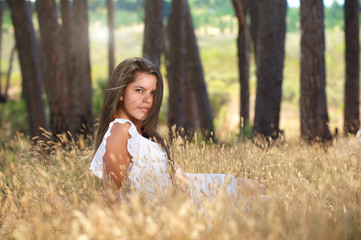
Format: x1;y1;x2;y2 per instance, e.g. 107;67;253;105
120;96;123;101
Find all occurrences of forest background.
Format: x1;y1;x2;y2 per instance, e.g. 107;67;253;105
0;0;359;143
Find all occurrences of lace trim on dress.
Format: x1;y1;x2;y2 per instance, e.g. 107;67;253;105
89;118;139;179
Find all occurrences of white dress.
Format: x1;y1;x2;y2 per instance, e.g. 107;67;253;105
89;118;241;203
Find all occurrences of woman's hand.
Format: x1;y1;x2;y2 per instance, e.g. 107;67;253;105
174;164;189;191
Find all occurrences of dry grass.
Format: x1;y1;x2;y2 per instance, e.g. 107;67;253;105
0;132;360;240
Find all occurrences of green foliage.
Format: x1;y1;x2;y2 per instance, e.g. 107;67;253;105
189;0;234;15
1;0;349;33
286;3;345;33
188;0;235;33
115;10;143;27
88;0;144;27
0;99;29;145
1;5;12;30
325;2;344;30
85;1;348;33
88;3;107;26
238;123;253;140
282;79;299;104
92;77;108;121
287;7;300;33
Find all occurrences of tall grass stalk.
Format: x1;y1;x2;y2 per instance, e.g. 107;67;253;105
1;132;360;239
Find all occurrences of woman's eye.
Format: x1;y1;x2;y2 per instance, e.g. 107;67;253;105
136;89;144;93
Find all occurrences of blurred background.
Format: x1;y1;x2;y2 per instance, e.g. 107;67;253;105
0;0;360;144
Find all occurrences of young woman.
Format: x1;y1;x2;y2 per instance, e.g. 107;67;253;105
89;57;266;203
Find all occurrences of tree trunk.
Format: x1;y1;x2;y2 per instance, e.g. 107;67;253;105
6;0;47;139
245;0;258;58
183;1;197;137
300;0;331;141
184;0;214;139
107;0;115;75
4;45;15;102
253;0;276;138
73;0;93;136
231;0;250;129
271;0;287;137
60;0;76;135
37;0;70;136
166;0;186;138
143;0;163;67
344;0;360;135
184;70;197;137
0;1;3;100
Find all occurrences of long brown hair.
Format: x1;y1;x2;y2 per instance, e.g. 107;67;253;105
94;57;172;165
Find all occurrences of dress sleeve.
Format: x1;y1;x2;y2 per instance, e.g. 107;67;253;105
89;119;139;179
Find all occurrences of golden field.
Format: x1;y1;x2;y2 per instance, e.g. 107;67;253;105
0;132;360;239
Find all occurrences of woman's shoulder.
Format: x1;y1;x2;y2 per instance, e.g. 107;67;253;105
108;121;132;140
108;118;138;137
110;118;135;127
90;119;136;178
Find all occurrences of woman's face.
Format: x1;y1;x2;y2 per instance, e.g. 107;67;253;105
117;72;157;124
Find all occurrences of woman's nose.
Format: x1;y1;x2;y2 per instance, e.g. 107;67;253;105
143;93;152;103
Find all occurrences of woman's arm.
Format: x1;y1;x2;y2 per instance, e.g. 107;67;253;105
174;162;189;190
102;122;132;198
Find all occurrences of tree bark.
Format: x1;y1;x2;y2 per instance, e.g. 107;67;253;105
253;0;277;138
231;0;250;128
166;0;186;138
60;0;76;135
184;0;214;138
73;0;93;136
143;0;163;67
4;45;15;102
0;1;3;100
245;0;258;58
184;70;197;137
271;0;287;137
300;0;331;141
107;0;115;75
6;0;47;138
37;0;70;136
344;0;360;135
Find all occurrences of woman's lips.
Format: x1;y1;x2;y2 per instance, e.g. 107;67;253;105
139;107;149;113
